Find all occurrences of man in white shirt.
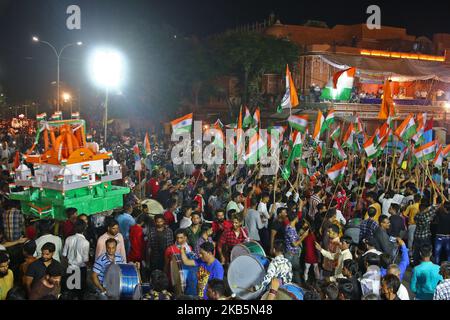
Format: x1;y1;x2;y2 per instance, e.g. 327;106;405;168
360;253;381;298
330;199;346;226
226;192;244;216
245;198;264;241
62;219;90;299
379;191;395;218
316;236;353;282
257;193;271;252
179;206;193;229
34;221;63;262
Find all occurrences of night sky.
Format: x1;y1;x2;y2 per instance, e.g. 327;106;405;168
1;0;450;106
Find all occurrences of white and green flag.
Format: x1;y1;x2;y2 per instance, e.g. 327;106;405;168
288;114;308;133
320;68;356;101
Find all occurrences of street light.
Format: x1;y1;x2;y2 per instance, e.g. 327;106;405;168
88;48;125;144
32;36;82;112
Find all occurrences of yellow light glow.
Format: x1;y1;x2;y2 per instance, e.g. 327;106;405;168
62;92;71;102
360;50;445;62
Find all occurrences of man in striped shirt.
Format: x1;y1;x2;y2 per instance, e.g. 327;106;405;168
308;187;324;219
92;238;125;295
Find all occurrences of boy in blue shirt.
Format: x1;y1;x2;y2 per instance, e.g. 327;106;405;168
181;241;224;299
411;244;443;300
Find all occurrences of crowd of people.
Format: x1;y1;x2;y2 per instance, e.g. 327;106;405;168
1;119;450;301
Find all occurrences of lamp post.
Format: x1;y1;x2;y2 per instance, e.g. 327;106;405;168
88;48;124;145
32;36;82;112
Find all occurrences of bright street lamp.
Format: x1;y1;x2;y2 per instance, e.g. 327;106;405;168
88;48;125;144
32;36;82;111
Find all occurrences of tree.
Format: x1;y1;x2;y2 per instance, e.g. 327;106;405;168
208;32;300;113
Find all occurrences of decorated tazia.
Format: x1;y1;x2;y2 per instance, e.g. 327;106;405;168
9;115;129;220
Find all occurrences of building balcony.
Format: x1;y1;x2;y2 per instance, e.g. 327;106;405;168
271;100;450;122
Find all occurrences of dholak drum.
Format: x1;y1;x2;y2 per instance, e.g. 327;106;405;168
230;240;266;261
133;283;151;300
227;254;269;300
261;283;304;300
104;264;141;300
170;254;198;296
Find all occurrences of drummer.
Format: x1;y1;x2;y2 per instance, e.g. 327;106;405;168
252;240;292;292
92;238;125;296
180;242;224;299
164;229;192;276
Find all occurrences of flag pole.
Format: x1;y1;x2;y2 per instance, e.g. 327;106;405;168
387;123;399;191
274;161;279;204
419;160;448;201
320;181;341;232
357;158;367;207
422;160;427;195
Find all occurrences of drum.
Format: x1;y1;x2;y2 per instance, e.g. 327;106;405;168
104;264;141;300
261;283;304;300
140;199;164;217
227;254;270;300
278;284;304;300
230;240;266;261
133;283;151;300
170;253;198;296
